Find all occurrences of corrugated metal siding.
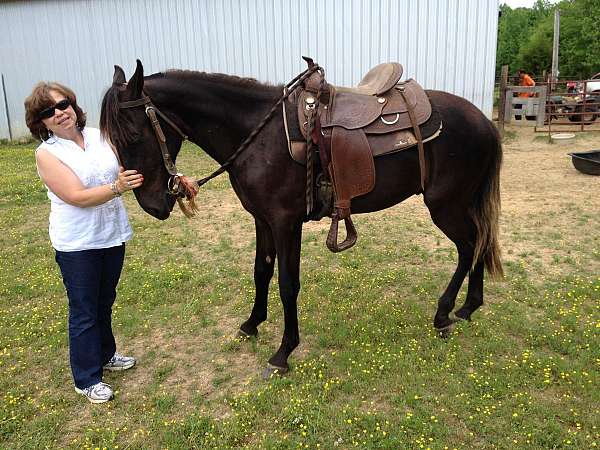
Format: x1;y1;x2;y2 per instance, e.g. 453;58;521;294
0;0;498;139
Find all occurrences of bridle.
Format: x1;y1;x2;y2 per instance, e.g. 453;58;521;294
119;93;191;197
117;61;323;200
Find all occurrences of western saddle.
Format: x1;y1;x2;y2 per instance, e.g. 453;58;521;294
285;57;441;252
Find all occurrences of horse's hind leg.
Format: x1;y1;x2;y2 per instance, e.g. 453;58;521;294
454;260;484;321
239;218;276;338
428;207;476;332
433;243;473;332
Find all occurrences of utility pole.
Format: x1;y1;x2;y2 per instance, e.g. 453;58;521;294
551;8;560;92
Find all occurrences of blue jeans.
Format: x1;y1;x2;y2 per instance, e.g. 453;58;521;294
55;244;125;389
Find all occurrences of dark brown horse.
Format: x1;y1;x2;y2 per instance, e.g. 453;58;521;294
100;60;503;378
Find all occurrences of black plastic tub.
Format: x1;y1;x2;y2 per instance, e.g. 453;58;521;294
568;150;600;175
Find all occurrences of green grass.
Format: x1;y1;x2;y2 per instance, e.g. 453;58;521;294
0;142;598;449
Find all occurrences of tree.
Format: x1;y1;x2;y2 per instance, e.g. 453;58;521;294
516;13;553;74
496;0;600;79
496;5;535;74
557;0;600;78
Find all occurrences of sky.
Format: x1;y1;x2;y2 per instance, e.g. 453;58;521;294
501;0;559;8
501;0;537;7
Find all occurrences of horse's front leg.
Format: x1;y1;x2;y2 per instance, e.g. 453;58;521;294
262;218;303;379
239;217;276;338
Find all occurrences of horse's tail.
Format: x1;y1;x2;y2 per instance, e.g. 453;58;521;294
471;123;504;279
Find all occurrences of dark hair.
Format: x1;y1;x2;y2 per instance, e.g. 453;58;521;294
24;82;87;141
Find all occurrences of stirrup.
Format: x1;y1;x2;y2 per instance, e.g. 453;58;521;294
326;213;357;252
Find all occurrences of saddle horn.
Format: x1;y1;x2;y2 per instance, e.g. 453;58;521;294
302;56;315;69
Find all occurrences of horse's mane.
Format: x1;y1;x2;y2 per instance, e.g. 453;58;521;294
100;84;137;151
100;70;279;149
164;69;277;93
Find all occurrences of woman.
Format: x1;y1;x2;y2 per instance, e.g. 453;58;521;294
24;82;143;403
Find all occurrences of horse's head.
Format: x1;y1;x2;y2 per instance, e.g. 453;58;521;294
100;60;180;220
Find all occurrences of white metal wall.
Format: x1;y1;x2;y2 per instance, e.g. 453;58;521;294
0;0;499;139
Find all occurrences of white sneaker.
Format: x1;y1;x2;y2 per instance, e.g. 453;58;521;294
103;352;136;371
75;382;114;404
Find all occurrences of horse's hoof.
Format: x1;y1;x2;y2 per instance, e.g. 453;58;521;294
450;311;470;323
436;323;455;338
236;328;257;340
261;363;288;380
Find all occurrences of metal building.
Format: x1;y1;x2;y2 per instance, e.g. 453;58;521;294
0;0;499;140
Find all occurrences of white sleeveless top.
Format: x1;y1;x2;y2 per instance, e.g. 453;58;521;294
36;127;133;252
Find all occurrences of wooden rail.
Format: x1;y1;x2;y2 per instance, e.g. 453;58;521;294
503;86;548;128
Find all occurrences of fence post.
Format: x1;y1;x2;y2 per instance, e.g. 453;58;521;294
497;65;509;136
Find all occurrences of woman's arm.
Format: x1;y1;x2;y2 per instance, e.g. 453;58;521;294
36;149;143;207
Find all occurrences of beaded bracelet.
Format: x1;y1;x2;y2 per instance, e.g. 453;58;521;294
110;182;122;197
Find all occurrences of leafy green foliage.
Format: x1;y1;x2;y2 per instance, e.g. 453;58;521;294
516;15;554;75
497;0;600;78
497;4;535;74
557;0;600;78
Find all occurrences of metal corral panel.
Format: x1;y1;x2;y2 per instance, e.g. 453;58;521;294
0;0;498;139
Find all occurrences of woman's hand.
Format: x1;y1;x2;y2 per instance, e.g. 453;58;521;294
115;166;144;194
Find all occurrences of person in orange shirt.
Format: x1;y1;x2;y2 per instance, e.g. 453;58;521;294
518;69;536;94
516;69;535;120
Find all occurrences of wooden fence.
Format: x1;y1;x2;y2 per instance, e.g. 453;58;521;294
503;85;548;127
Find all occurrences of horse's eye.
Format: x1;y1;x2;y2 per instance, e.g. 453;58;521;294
128;132;143;145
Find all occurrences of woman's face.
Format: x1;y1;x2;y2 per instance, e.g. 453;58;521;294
41;90;78;137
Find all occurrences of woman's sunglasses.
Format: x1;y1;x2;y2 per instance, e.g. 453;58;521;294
37;99;71;120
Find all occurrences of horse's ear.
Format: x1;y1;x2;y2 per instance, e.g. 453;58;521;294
127;59;144;97
113;65;126;85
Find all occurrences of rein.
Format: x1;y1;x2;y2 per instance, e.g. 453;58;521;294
117;63;323;216
193;63;323;188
